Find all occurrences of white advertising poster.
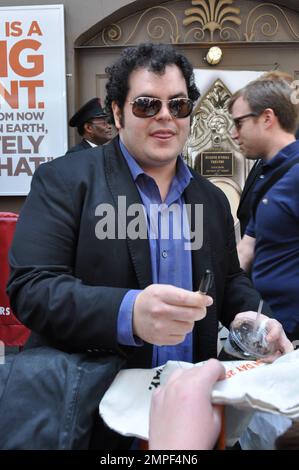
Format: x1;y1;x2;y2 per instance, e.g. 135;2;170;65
0;4;67;195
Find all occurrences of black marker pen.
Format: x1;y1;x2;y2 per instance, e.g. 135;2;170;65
198;269;213;295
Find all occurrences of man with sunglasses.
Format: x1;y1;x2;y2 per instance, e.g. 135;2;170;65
230;74;299;342
67;97;112;154
7;43;292;449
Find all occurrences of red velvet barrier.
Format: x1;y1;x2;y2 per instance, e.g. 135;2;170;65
0;212;30;346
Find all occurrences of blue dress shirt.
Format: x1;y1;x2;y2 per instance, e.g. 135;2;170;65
117;138;194;366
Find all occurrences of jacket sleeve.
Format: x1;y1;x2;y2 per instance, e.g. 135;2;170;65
7;161;129;353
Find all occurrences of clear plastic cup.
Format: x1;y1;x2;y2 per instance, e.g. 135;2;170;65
224;313;276;360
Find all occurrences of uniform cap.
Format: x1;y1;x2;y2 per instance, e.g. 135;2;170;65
69;97;107;127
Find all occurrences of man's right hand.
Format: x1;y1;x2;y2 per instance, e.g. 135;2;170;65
133;284;213;345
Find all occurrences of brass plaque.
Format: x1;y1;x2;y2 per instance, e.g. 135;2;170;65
201;151;234;177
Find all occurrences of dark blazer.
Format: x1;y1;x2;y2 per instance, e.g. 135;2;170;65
7;138;264;368
237;160;263;237
66;139;92;155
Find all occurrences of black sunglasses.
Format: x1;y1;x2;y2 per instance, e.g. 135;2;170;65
129;97;193;119
233;112;259;130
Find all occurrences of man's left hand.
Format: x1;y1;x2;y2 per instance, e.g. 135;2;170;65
235;311;293;362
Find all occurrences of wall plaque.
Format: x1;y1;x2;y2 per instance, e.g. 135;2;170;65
201;151;234;177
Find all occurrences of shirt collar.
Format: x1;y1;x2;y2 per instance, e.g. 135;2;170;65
119;137;193;187
263;140;299;170
119;138;144;181
85;139;97;148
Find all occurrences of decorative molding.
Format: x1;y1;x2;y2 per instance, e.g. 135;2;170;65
82;0;299;47
99;6;179;46
245;3;299;41
183;0;241;42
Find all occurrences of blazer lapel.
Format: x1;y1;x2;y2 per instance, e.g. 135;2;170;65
103;139;152;289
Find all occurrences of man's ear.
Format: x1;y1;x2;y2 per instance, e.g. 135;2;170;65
83;122;93;136
112;101;122;130
263;108;276;128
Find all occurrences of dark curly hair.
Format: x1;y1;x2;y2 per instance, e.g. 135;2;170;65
105;43;200;125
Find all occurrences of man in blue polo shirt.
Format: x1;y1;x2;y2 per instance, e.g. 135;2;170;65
236;72;299;238
230;75;299;341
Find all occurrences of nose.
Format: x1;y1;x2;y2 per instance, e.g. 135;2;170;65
155;102;172;120
230;125;239;140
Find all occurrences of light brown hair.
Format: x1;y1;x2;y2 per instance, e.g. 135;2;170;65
229;72;298;133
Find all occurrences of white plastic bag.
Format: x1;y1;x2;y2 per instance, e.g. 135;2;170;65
99;350;299;444
239;411;292;450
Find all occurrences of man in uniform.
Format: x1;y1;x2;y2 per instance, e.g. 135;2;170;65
67;97;112;154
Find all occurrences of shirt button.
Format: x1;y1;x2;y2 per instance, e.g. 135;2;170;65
162;250;168;259
259;175;265;179
262;198;268;204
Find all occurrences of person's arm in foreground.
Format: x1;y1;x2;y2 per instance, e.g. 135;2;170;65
149;359;226;450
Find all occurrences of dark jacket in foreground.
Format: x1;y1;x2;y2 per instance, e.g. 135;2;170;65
0;347;125;449
7;137;266;368
66;138;92;155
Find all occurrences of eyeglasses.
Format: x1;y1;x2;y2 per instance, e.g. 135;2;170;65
89;118;109;126
128;97;193;119
232;112;259;130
